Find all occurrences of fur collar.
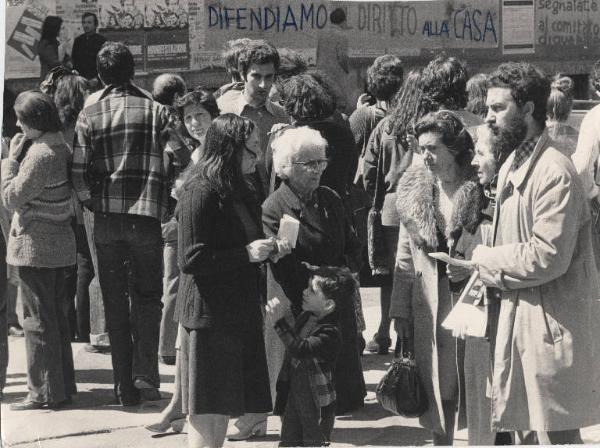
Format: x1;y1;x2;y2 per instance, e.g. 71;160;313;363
396;163;485;249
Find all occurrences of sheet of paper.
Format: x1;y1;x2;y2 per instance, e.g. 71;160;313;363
278;214;300;248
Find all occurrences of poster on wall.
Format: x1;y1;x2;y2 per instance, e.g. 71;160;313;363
145;0;190;71
5;0;55;79
502;0;535;54
536;0;600;52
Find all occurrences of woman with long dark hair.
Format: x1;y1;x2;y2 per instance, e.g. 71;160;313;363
175;114;282;447
38;16;66;80
361;69;425;353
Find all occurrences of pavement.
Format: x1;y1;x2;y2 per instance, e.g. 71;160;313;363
1;288;600;448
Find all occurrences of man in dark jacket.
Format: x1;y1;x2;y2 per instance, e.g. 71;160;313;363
71;13;106;88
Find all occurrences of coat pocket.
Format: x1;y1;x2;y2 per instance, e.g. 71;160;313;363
539;287;563;344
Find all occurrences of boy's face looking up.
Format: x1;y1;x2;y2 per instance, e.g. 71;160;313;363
302;276;335;316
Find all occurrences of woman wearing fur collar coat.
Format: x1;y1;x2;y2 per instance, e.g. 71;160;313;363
390;111;488;444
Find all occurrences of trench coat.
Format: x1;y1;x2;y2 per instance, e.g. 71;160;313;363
391;164;487;435
472;131;600;431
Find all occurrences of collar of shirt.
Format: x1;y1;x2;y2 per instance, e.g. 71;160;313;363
511;136;540;172
229;89;278;116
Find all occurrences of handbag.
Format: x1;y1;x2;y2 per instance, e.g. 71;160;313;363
368;139;389;276
376;339;428;418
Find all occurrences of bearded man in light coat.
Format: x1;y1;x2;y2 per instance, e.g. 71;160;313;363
468;62;600;444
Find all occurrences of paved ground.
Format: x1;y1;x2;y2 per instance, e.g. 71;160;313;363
2;288;600;447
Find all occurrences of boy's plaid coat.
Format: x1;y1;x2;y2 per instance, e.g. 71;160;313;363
273;311;342;414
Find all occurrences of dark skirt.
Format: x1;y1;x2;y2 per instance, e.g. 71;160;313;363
179;313;272;417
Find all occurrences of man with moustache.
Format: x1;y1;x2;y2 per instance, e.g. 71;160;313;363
217;40;289;199
468;62;600;444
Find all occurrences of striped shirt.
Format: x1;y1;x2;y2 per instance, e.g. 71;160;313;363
72;84;171;220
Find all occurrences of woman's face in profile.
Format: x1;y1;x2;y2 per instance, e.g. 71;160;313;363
418;131;457;179
472;129;497;185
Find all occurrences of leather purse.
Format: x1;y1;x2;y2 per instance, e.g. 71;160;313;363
376;339;428;418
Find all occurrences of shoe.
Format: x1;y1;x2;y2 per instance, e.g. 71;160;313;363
84;344;111;354
227;419;267;441
134;378;161;401
10;399;45;411
366;334;391;354
119;394;141;407
145;417;186;433
48;396;72;409
159;355;176;366
8;325;24;337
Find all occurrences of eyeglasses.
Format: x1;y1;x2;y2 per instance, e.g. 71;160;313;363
292;159;329;172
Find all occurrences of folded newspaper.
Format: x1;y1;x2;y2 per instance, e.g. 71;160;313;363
429;253;487;339
278;214;300;248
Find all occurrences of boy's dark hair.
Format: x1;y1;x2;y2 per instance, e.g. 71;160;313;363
82;12;99;26
367;55;404;102
487;62;550;127
305;264;358;311
97;42;135;86
237;40;280;80
152;73;187;106
421;55;469;113
14;90;63;133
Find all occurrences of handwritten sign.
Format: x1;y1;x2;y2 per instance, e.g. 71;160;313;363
537;0;600;48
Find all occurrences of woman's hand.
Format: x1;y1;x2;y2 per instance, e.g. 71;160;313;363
9;133;28;161
246;238;276;263
269;238;292;263
394;317;415;355
447;262;475;283
266;297;289;324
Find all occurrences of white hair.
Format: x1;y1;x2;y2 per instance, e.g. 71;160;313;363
271;126;328;178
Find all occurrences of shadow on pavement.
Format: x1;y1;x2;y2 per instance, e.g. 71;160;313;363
332;425;431;446
337;402;395;422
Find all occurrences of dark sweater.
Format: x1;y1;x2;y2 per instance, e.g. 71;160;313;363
174;179;263;330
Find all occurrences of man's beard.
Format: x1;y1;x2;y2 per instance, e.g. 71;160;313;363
487;112;528;168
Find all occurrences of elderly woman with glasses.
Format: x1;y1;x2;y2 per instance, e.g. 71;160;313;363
262;126;366;424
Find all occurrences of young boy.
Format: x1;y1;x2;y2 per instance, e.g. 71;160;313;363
266;265;358;447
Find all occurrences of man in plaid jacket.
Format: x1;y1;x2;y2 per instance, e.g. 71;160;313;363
72;42;182;406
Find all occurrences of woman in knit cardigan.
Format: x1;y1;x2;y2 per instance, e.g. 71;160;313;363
2;91;76;410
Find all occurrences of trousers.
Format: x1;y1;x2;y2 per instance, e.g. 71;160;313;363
19;266;76;403
93;212;163;401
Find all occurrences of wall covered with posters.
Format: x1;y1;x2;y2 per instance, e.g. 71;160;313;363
5;0;600;80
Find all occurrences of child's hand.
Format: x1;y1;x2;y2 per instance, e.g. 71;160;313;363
266;297;289;323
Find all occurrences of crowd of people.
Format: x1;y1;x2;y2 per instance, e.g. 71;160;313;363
2;10;600;448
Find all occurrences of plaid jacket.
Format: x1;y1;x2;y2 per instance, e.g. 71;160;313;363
274;311;342;413
72;84;172;220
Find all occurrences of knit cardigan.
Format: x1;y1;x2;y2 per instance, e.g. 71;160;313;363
1;132;75;268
